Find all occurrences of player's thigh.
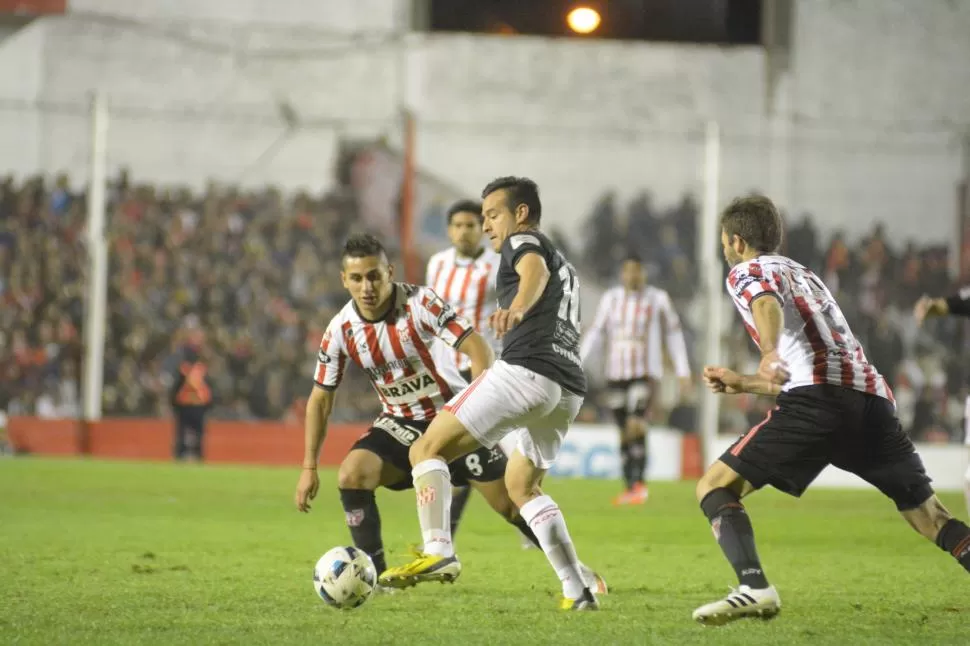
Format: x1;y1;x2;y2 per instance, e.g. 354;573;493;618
410;410;483;464
446;360;559;450
347;418;422;491
518;389;584;471
719;390;835;498
832;394;933;511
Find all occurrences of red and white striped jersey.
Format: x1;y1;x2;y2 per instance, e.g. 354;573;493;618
727;254;894;401
425;246;500;371
579;285;691;382
313;284;473;421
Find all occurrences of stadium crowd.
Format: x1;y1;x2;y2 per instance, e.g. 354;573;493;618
1;170;967;443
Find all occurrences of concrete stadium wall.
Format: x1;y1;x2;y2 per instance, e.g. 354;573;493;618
0;0;967;242
10;417;966;492
7;416;361;466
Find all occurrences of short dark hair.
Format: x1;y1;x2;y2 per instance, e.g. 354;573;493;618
481;176;541;225
446;199;483;225
720;195;782;254
342;233;387;261
622;252;642;264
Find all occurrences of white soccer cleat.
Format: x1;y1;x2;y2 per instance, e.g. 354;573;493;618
692;584;781;626
578;563;608;595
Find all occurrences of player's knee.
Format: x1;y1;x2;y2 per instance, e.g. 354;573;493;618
696;461;742;502
337;458;380;490
408;436;434;466
696;469;724;502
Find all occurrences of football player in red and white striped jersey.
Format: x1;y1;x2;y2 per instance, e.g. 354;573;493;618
294;234;539;583
580;254;691;505
426;200;533;549
426;200;501;378
691;195;970;626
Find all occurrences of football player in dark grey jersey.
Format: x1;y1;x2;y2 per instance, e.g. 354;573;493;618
380;177;603;610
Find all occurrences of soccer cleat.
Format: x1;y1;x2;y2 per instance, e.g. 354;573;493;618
613;483;648;506
629;482;649;504
612;489;635;506
378;551;462;589
559;588;599;611
578;563;609;595
692;585;781;626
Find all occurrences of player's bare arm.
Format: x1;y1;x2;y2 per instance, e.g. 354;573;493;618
703;365;781;397
455;330;495;379
750;295;790;385
296;386;335;512
490;252;550;338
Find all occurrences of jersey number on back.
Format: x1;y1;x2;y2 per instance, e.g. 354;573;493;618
557;263;581;329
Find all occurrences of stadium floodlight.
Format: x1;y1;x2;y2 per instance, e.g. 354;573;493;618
566;6;601;34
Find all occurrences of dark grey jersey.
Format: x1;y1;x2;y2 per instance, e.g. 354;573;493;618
497;230;586;396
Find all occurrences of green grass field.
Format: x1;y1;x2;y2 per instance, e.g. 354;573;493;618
1;458;967;645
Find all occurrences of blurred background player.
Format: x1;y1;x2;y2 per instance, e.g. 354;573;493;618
169;339;214;462
426;200;532;549
381;176;606;610
580;253;691;505
914;290;970;518
693;195;970;626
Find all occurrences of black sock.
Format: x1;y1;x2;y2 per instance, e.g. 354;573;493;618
339;488;386;574
510;515;541;549
935;518;970;572
450;486;473;536
619;441;633;489
628;437;647;485
700;488;770;589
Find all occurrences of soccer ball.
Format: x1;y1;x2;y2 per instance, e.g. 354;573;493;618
312;546;377;609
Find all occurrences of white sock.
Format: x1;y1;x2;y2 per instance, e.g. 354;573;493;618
520;494;585;599
412;458;454;557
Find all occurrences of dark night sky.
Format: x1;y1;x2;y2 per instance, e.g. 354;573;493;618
429;0;762;45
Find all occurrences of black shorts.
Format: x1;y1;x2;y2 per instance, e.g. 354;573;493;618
352;415;507;491
720;385;933;510
606;378;656;420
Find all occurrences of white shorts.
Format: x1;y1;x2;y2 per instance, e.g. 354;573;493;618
444;360;584;470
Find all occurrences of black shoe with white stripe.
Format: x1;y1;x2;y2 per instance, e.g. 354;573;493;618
692;585;781;626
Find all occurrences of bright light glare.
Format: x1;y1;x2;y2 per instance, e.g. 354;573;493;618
567;7;601;34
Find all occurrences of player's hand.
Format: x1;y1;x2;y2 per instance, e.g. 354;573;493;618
489;308;525;338
703;365;744;395
914;295;949;326
295;468;320;513
757;350;790;386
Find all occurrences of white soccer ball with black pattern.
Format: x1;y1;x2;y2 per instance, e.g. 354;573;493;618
312;546;377;609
